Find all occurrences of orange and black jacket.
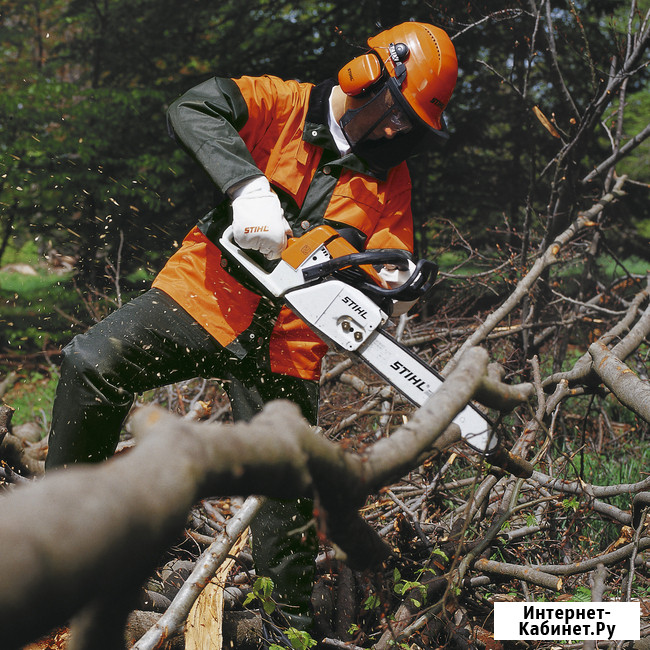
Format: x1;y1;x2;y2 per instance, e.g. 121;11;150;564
153;75;414;382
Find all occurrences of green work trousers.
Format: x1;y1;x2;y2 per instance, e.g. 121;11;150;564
45;288;319;629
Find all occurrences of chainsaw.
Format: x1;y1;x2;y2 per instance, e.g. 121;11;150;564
219;224;532;477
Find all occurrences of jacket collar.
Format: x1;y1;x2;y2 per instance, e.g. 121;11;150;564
303;79;381;179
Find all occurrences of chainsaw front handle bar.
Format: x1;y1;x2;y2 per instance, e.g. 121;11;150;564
302;251;438;302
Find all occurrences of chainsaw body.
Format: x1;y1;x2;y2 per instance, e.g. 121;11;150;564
219;224;499;455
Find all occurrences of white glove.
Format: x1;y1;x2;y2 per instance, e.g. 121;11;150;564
230;176;292;260
378;259;418;317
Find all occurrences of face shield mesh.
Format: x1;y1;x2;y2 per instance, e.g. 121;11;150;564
338;78;448;176
339;86;413;146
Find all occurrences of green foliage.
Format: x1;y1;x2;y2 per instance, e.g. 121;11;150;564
0;267;81;351
269;628;317;650
610;89;650;183
243;577;316;650
243;576;276;615
348;623;361;635
570;586;593;602
393;567;428;608
561;496;580;513
363;592;381;611
0;238;39;266
2;371;58;430
2;0;648;283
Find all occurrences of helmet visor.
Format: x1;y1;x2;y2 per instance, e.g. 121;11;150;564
339;79;448;175
339;85;413;147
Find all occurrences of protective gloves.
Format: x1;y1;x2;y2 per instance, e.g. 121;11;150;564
378;259;418;317
230;176;292;260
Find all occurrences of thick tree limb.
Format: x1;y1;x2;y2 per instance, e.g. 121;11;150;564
589;341;650;423
0;404;318;649
0;346;533;649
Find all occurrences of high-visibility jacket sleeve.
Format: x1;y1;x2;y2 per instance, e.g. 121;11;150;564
166;77;263;195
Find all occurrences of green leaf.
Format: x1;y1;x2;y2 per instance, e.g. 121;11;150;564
286;627;317;650
363;594;380;610
571;586;592;602
562;497;580;512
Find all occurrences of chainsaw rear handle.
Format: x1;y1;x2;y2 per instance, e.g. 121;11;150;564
219;225;438;303
302;251;439;302
218;225;303;299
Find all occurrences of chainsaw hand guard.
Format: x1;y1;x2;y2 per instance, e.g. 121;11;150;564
301;251;438;302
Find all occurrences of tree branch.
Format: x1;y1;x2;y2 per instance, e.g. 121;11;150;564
588;340;650;423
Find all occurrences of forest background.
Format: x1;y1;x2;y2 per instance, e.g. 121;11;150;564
1;1;650;649
1;0;649;363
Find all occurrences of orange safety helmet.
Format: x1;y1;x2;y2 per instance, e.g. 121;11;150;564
338;22;458;134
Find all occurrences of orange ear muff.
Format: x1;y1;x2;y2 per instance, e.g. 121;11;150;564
338;53;383;96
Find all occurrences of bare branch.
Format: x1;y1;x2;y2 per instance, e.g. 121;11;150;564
133;496;265;650
534;537;650;576
543;0;580;117
446;177;628;373
474;558;562;591
582;123;650;184
588;340;650;423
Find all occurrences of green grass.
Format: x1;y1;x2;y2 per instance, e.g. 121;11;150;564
0;237;40;266
597;254;648;280
435;250;492;276
1;268;84;352
0;239;147;360
3;371;59;432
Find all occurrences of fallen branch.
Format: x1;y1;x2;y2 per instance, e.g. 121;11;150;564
0;347;533;648
534;537;650;575
473;558;562;591
589;340;650;423
543;286;650;389
134;496;264;650
531;471;650;498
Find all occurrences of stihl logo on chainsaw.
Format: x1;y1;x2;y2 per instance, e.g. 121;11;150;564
389;360;428;391
341;296;368;319
243;225;270;234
